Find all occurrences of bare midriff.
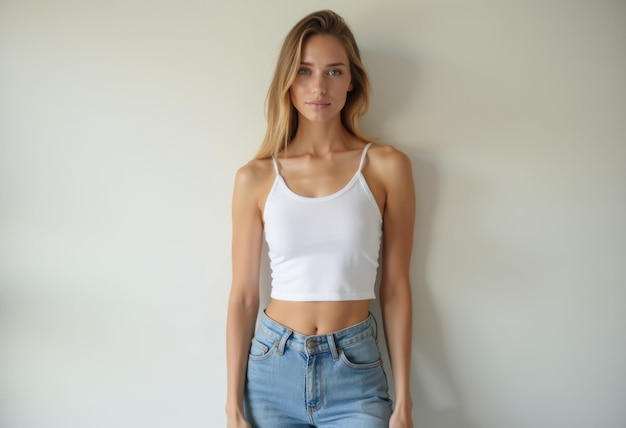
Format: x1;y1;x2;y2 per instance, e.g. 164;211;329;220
264;299;372;336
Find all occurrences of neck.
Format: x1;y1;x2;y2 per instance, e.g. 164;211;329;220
290;116;350;156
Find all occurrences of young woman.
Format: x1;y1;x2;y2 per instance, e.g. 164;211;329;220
226;10;415;428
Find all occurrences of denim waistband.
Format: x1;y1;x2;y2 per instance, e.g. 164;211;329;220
257;311;377;357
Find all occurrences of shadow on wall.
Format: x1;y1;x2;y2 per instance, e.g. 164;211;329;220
363;48;477;428
360;50;416;139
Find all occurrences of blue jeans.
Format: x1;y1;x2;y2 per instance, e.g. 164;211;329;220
244;312;392;427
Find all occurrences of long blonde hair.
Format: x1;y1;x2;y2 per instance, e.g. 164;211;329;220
255;10;373;159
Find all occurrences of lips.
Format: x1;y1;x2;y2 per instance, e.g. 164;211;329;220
305;101;331;109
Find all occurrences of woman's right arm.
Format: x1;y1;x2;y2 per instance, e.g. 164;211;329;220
225;164;265;427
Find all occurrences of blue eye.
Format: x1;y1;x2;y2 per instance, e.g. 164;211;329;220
328;69;342;76
298;68;310;75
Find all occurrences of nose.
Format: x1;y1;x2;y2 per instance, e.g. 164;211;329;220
311;74;327;95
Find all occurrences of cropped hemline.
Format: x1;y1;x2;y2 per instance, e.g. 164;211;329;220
270;292;376;302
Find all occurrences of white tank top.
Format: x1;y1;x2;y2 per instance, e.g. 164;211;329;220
263;143;382;301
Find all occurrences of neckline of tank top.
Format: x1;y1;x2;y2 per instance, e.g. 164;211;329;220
271;143;373;202
274;173;363;202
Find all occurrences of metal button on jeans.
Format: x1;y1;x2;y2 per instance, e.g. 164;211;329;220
307;341;319;349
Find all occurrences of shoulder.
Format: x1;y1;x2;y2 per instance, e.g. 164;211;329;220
235;157;275;188
367;145;415;224
233;157;276;205
367;143;413;183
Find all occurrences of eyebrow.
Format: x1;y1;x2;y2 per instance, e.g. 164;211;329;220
300;62;347;67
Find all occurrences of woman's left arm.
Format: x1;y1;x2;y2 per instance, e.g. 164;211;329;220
377;146;415;428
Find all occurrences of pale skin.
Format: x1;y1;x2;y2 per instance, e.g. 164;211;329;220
226;34;415;428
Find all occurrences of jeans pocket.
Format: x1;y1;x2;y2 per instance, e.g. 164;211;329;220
339;335;382;370
248;337;277;361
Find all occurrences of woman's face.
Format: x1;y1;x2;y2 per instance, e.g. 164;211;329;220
290;34;353;124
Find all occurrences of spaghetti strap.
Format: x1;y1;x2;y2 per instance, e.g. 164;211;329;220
357;143;373;173
271;156;280;176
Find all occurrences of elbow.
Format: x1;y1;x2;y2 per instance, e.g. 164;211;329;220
231;294;259;312
379;278;412;304
228;285;260;313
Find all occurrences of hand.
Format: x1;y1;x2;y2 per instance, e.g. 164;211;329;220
226;420;250;428
389;407;413;428
226;417;251;428
226;409;251;428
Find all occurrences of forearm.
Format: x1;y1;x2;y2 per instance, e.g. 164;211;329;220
225;292;259;415
380;281;413;407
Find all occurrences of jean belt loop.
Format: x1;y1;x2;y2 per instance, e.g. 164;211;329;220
326;334;339;361
370;312;378;341
277;329;292;355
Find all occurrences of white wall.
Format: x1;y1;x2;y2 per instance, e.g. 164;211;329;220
1;1;624;427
